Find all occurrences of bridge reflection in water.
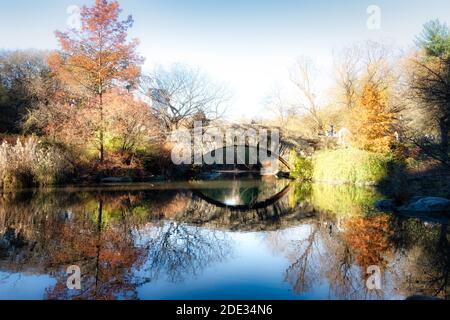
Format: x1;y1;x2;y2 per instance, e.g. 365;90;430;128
0;176;448;300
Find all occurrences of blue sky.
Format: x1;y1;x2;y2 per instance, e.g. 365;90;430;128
1;0;450;119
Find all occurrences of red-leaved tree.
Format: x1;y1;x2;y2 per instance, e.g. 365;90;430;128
49;0;143;161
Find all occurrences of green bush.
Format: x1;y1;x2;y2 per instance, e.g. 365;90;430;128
289;151;313;181
312;148;394;185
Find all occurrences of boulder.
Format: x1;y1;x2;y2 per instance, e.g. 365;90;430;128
399;197;450;214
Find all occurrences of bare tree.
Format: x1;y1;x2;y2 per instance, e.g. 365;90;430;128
406;20;450;166
290;57;324;134
264;86;296;128
334;42;398;108
333;46;362;110
140;64;230;132
407;56;450;166
363;41;395;87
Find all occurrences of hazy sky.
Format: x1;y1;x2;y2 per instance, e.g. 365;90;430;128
1;0;450;119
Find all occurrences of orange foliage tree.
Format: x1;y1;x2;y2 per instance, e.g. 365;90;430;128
351;81;396;153
49;0;143;162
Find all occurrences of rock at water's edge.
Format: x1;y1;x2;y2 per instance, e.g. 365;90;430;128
398;197;450;213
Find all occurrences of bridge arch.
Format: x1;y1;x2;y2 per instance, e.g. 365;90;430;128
198;144;292;172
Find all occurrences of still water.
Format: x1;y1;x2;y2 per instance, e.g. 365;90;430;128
0;175;448;300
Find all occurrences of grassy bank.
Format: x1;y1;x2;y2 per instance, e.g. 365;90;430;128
312;148;394;185
0;136;188;191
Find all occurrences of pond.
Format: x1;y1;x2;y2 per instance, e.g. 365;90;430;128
0;175;448;300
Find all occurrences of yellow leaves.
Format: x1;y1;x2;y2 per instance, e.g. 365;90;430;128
47;51;63;73
351;82;396;153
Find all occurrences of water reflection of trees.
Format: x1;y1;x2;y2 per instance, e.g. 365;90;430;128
272;212;449;299
0;182;448;300
389;217;449;298
283;226;320;294
0;190;232;299
0;193;149;299
267;221;379;300
142;222;231;283
279;183;449;299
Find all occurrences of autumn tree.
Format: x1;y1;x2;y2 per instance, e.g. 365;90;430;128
49;0;143;162
333;42;404;129
104;90;160;160
351;80;396;153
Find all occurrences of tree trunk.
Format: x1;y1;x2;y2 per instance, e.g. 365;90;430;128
99;93;105;162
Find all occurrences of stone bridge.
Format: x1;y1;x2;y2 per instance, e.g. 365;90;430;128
182;122;318;173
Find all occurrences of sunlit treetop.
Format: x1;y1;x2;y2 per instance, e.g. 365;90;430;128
49;0;144;97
